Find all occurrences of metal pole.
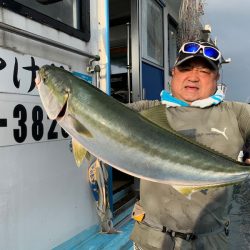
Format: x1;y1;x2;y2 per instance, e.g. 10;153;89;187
126;22;131;103
0;22;100;61
94;65;101;89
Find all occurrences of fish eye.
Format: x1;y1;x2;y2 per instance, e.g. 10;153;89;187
64;88;71;94
39;71;48;82
42;74;47;82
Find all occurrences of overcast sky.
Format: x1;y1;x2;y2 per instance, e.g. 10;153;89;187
202;0;250;102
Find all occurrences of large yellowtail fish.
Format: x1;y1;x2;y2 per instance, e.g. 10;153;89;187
36;65;250;193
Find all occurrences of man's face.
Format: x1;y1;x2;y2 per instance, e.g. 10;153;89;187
171;58;219;104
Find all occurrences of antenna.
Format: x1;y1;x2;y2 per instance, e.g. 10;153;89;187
201;24;211;42
222;58;231;64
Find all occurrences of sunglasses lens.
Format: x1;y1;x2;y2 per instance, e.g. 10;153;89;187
183;43;200;53
204;47;220;60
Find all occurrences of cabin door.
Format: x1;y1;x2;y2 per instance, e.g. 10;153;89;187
108;0;166;225
140;0;165;100
109;0;138;226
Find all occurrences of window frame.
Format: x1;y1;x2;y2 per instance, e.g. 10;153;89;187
0;0;90;42
141;0;164;68
168;14;178;75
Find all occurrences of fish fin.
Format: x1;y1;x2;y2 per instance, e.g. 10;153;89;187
172;185;197;198
172;180;238;199
85;151;91;161
139;104;173;131
72;138;89;167
69;115;93;138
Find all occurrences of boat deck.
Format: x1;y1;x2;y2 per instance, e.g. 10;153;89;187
54;219;134;250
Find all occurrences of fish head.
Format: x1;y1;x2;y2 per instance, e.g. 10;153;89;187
36;65;71;120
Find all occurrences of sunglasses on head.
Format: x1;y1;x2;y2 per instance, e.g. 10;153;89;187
180;42;221;61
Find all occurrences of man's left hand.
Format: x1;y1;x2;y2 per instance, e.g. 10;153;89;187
245;158;250;164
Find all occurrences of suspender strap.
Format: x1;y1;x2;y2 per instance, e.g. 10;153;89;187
162;226;197;241
169;231;197;241
142;217;229;241
132;203;229;242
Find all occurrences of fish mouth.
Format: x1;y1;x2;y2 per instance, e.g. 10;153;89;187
36;70;70;121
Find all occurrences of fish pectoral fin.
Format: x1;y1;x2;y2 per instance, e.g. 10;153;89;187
69;115;93;138
139;104;173;131
172;183;228;199
172;185;197;198
72;138;90;167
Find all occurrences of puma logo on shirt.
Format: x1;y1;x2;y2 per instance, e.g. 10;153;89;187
211;127;228;140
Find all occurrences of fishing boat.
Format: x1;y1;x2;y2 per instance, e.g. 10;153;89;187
0;0;206;249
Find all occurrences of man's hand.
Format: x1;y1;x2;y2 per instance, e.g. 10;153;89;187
245;158;250;164
243;139;250;164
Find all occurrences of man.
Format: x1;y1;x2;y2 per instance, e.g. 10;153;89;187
129;40;250;249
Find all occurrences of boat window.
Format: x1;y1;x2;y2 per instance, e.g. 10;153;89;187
141;0;164;67
0;0;90;42
168;15;178;74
